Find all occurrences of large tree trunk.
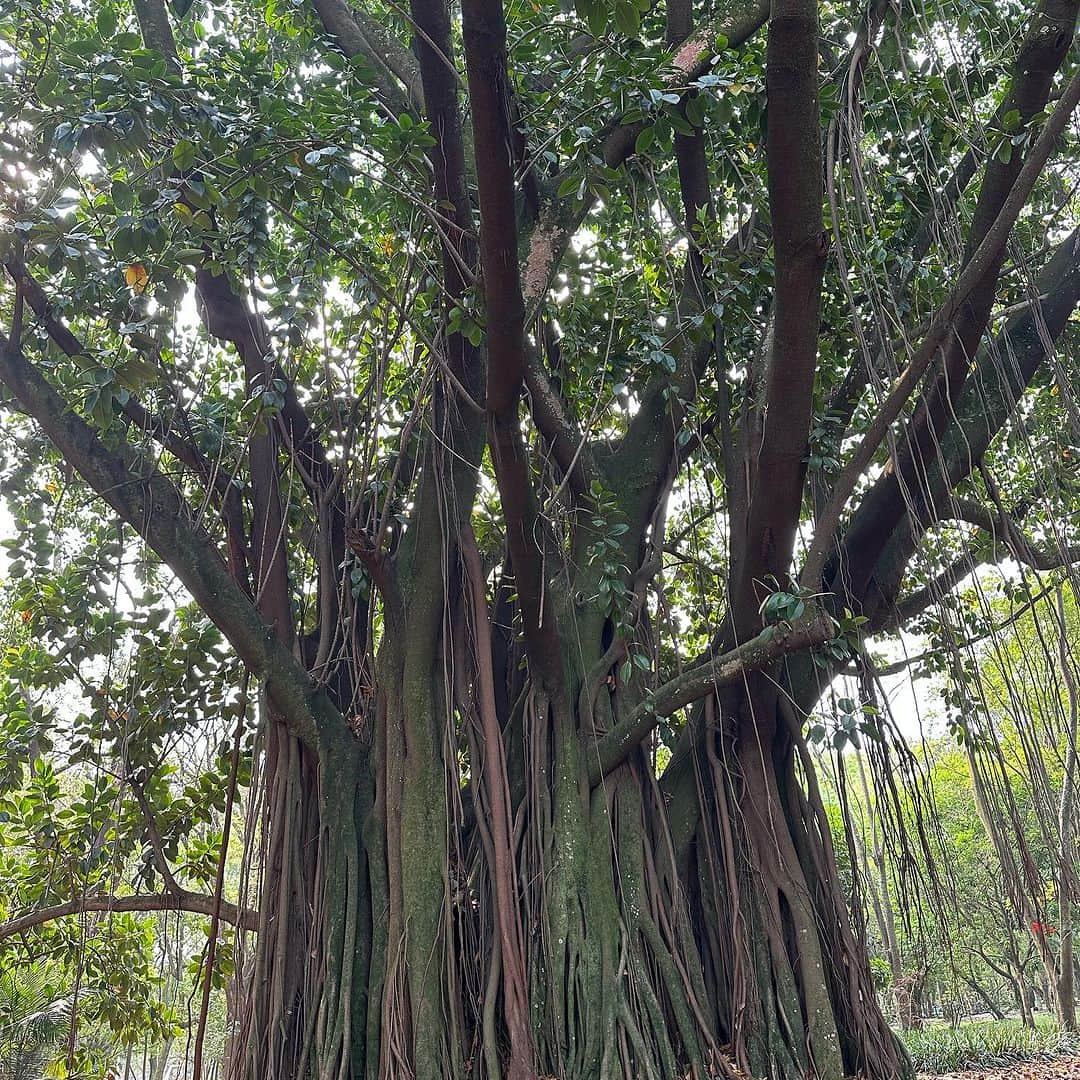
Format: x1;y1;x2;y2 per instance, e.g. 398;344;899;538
661;676;909;1080
221;606;910;1080
229;719;372;1080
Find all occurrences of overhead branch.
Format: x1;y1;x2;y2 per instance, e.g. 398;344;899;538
131;0;339;652
872;493;1080;636
131;0;178;65
589;611;837;782
601;0;729;531
308;0;424;114
410;0;478;386
192;269;299;640
851;227;1080;627
906;0;1079;455
129;0;339;511
815;1;1080;603
129;776;184;897
596;0;770;170
3;256;252;587
523;342;591;492
0;334;341;749
801;67;1080;590
944;497;1080;572
0;892;258;942
879;551;984;631
520;0;769;318
825;4;971;437
857;579;1057;672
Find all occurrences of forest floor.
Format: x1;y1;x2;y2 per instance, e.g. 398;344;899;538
922;1057;1080;1079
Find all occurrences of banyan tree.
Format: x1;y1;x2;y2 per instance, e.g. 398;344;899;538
1;0;1079;1075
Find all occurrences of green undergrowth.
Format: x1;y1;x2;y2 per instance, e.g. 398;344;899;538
905;1015;1080;1074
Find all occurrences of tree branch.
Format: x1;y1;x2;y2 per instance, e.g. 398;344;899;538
0;334;341;749
850;227;1080;629
3;256;252;588
878;550;983;631
308;0;424;114
130;0;339;651
802;67;1080;590
816;1;1080;603
589;611;837;782
946;498;1080;571
732;0;825;629
129;776;183;897
906;0;1079;457
523;339;591;493
462;0;564;688
0;892;258;942
520;0;769;316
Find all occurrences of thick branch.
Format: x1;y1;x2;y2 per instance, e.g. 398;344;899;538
907;0;1078;456
130;0;336;649
463;0;563;687
815;2;1079;602
596;0;771;171
853;227;1080;628
520;0;769;315
131;0;178;65
523;341;591;492
308;0;424;113
4;257;252;587
0;893;257;941
802;67;1080;589
589;612;836;782
881;550;983;631
0;335;340;749
410;0;478;385
946;498;1080;571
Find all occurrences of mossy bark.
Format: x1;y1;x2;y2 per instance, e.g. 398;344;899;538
234;622;910;1080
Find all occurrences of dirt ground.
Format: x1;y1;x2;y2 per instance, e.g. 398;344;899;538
921;1057;1080;1079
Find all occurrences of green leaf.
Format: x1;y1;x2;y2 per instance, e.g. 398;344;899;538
172;139;196;172
669;111;695;137
634;125;656;156
586;1;607;38
97;6;118;36
613;1;640;37
557;174;582;199
111;180;133;211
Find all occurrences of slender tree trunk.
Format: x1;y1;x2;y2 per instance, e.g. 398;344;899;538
966;742;1064;1021
962;974;1005;1021
854;752;919;1029
1056;586;1079;1030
